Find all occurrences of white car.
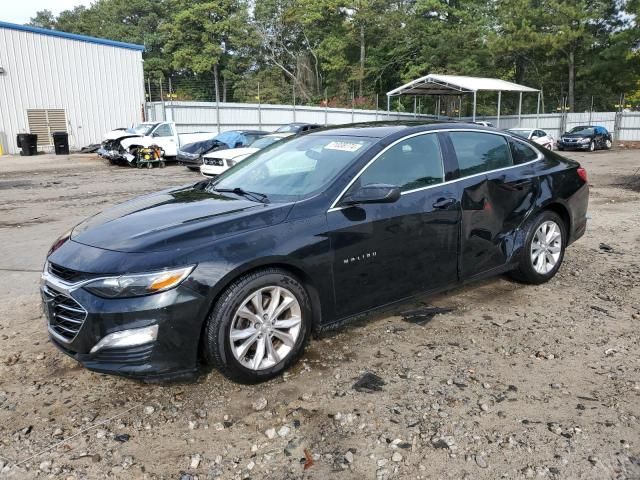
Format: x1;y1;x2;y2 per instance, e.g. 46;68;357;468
200;133;292;177
99;122;214;165
507;128;555;150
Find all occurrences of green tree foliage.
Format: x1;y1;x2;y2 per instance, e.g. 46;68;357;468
28;0;639;110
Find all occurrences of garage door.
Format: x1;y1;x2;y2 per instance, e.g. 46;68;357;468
26;109;68;147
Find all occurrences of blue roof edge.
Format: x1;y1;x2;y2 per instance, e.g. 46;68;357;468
0;20;145;51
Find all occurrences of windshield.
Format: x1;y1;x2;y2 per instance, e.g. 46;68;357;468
569;126;595;135
131;123;155;135
208;135;373;202
250;136;282;149
508;129;532;139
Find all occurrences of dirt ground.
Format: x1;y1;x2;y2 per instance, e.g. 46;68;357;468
0;149;638;480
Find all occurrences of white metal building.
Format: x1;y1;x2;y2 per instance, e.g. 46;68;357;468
0;21;144;155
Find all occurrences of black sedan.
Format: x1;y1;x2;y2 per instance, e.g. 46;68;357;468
557;125;612;152
275;123;322;134
177;138;228;170
178;130;269;170
41;122;589;383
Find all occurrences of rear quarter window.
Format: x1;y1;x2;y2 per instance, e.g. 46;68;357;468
509;139;539;164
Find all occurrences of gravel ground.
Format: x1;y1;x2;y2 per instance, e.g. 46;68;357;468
0;149;638;479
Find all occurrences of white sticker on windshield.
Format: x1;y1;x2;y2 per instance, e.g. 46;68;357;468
324;141;364;152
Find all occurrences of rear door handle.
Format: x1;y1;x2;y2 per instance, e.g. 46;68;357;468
432;198;456;209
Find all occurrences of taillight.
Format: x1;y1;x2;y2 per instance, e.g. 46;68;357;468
577;167;587;183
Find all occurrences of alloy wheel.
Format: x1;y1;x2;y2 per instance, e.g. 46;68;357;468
229;286;302;371
530;220;562;275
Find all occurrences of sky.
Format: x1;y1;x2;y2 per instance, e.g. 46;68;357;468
2;0;93;25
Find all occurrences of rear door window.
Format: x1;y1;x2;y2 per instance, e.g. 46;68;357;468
449;132;512;177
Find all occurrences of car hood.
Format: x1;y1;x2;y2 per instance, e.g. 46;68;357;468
104;129;143;141
203;147;259;160
71;184;292;253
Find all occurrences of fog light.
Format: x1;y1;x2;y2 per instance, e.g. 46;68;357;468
90;325;158;353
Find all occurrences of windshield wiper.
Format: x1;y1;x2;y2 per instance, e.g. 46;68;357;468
212;187;269;204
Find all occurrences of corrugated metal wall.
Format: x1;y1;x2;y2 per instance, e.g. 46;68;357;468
146;101;639;141
0;27;144;154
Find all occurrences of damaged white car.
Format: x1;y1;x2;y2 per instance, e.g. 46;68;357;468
98;122;214;166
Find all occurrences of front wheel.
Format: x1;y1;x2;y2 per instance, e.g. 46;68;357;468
605;139;612;150
588;141;595;152
203;268;312;383
509;211;566;284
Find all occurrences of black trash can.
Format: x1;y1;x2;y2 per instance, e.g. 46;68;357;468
19;134;38;156
52;132;70;155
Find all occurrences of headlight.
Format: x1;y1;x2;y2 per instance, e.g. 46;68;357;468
227;159;237;167
47;229;72;257
83;266;195;298
579;138;590;143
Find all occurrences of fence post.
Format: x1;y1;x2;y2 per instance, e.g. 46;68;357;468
258;82;262;130
324;88;328;126
292;83;296;123
375;94;378;121
351;91;355;123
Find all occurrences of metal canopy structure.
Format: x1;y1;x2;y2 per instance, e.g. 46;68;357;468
386;74;541;126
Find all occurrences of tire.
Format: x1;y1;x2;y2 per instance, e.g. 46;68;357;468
509;210;566;285
136;162;143;169
146;162;153;169
187;166;200;172
588;141;595;152
605;138;612;150
159;161;166;168
203;268;312;383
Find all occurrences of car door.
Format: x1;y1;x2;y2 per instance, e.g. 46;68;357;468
327;132;459;318
150;123;178;156
445;131;538;279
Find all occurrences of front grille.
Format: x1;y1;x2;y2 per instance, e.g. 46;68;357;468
204;158;223;166
43;285;87;342
48;263;91;283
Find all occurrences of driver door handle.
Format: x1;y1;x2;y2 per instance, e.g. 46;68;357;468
433;198;456;209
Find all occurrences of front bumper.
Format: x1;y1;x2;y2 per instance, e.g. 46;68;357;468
177;153;202;167
558;141;591;150
41;268;208;380
200;164;228;177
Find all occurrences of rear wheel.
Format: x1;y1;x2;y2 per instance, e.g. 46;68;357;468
510;211;566;284
203;268;312;383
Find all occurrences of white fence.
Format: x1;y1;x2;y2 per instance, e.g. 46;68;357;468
145;101;640;141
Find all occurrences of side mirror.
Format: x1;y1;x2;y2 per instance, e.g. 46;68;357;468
341;184;401;206
531;135;539;140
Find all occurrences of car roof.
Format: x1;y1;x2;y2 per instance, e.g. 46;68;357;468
306;120;502;138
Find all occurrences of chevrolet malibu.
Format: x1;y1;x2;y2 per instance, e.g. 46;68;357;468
41;122;589;383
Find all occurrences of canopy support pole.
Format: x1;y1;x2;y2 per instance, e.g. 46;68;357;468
536;91;541;128
518;92;522;125
472;91;477;122
459;96;462;119
497;91;502;128
436;96;441;119
387;95;390;117
413;96;417;118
